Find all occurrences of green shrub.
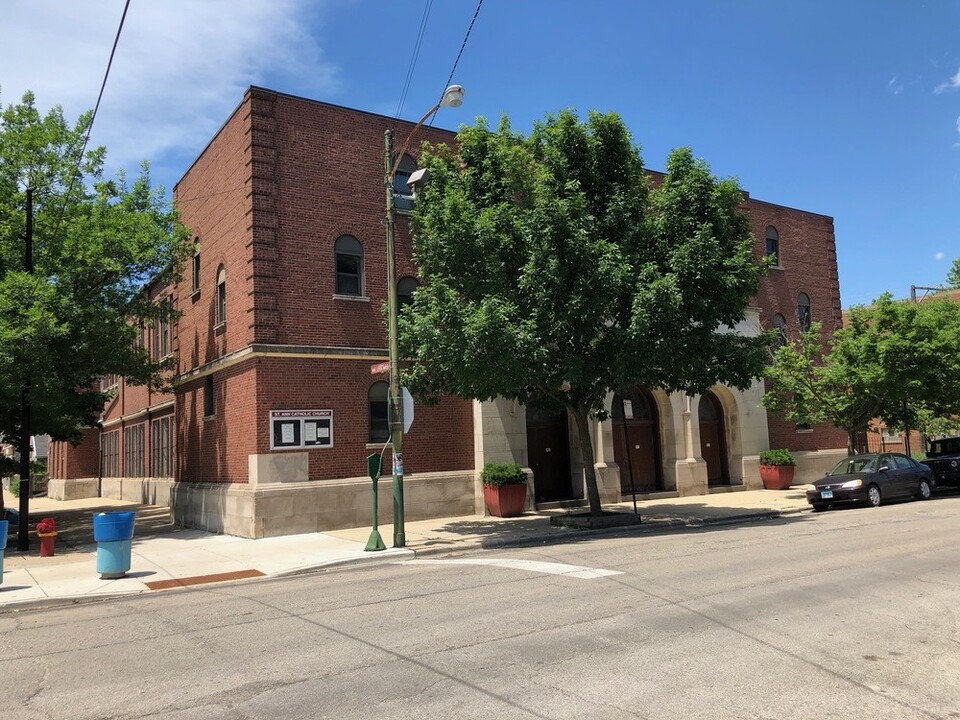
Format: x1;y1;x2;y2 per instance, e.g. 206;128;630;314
759;449;796;466
480;462;526;487
8;477;19;497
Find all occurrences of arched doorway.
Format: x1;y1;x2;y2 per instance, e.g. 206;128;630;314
612;387;662;493
526;406;573;502
698;391;729;485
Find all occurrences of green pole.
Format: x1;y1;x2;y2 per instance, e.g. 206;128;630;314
365;453;386;552
385;129;406;548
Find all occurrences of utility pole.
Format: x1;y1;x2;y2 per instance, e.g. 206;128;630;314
18;187;33;551
384;129;406;548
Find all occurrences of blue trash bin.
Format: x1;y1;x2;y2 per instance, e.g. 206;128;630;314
0;519;8;585
93;512;136;579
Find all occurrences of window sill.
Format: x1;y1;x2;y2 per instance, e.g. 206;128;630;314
191;289;201;302
365;442;392;450
768;264;785;271
203;414;215;422
333;294;370;303
795;428;814;434
214;322;226;335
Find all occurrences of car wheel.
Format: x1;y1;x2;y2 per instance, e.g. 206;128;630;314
917;479;932;500
866;484;882;508
812;503;828;512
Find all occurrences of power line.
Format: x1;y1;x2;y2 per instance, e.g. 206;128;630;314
396;0;434;118
50;0;130;237
429;0;483;127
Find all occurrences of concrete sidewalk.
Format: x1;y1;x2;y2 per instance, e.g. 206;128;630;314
0;486;810;610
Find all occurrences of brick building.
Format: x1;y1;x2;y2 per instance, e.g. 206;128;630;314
48;87;846;536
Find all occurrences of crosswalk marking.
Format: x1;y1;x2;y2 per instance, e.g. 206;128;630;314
405;558;623;579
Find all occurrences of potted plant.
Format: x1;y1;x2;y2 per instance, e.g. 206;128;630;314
759;449;796;490
481;462;528;517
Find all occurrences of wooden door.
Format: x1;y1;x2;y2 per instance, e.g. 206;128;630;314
526;407;573;502
699;392;729;485
612;388;662;493
613;421;659;492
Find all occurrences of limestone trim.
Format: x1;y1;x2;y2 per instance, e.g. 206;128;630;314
173;343;390;383
101;400;175;428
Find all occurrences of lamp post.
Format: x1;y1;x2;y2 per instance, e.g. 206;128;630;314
384;84;464;548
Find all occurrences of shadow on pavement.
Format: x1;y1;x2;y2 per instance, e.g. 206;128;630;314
3;502;175;558
425;502;817;552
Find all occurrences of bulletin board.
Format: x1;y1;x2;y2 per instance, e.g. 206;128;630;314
269;409;333;450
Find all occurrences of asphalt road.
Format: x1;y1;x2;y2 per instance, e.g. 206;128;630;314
4;494;960;720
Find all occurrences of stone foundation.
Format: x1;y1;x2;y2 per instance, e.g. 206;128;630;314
47;477;100;501
792;449;848;484
169;469;475;538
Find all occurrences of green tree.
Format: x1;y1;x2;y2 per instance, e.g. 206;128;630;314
947;256;960;289
763;294;960;453
0;91;190;510
400;111;770;516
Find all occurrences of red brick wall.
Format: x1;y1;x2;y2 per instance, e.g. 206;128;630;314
255;356;473;481
172;93;254;370
48;428;100;479
746;198;847;451
246;89;458;350
176;360;258;483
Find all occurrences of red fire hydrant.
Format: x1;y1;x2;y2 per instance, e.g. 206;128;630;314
36;517;57;557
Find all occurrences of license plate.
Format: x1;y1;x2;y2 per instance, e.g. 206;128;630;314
820;490;834;499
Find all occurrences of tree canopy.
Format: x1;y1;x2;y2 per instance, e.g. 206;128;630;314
763;293;960;453
0;91;190;455
947;256;960;289
400;110;770;515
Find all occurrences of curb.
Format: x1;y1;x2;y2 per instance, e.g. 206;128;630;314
406;506;810;558
1;506;810;612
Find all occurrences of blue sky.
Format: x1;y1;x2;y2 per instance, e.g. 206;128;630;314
2;0;959;307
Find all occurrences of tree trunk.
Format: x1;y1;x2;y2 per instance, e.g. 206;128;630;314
571;405;603;517
847;431;857;456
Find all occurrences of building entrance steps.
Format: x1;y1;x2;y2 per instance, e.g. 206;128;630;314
1;487;810;611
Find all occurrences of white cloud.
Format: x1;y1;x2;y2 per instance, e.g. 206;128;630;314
936;252;945;260
934;66;960;94
887;75;904;95
0;0;340;186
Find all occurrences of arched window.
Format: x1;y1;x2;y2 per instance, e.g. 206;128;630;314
368;382;389;443
335;235;364;296
393;154;418;212
797;292;811;333
397;276;420;309
215;265;226;325
392;154;417;197
772;313;787;349
765;226;780;265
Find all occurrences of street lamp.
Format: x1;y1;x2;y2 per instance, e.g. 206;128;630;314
384;84;464;548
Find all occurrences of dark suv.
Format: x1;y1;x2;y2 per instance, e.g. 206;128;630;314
925;436;960;487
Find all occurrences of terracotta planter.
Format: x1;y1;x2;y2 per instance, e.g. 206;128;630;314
483;483;527;517
759;464;795;490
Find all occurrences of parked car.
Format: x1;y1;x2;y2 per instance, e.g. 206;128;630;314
923;436;960;487
804;453;935;511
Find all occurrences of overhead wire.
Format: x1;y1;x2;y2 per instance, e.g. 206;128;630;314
49;0;131;240
428;0;484;127
395;0;434;118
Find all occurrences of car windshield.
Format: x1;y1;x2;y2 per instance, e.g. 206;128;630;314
930;439;960;456
828;457;877;475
